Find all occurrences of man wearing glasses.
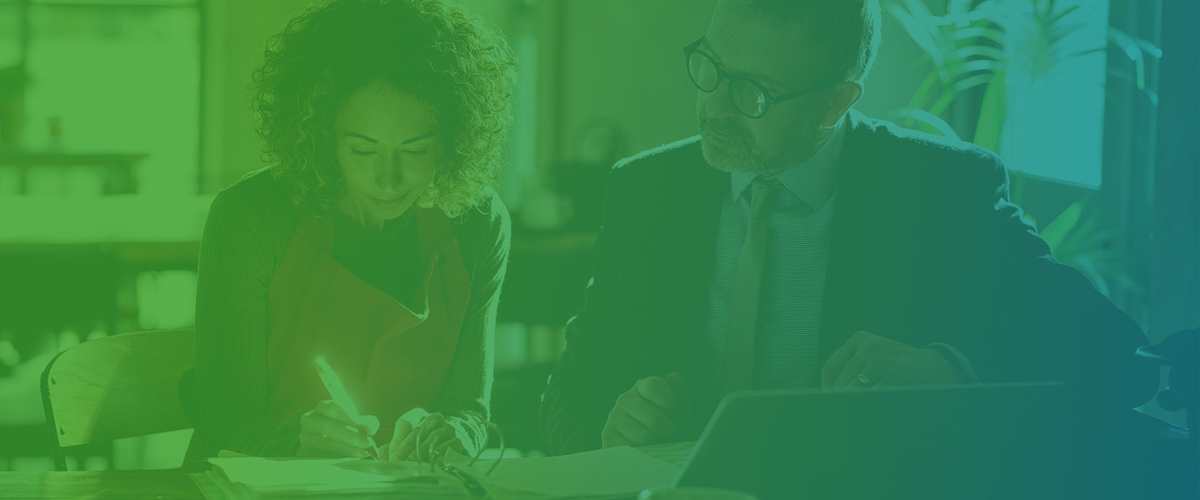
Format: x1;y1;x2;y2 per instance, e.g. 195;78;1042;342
540;0;1156;456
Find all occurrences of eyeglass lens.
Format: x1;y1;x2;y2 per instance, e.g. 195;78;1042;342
687;50;769;118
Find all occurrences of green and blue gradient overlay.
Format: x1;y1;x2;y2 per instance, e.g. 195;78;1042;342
0;0;1195;499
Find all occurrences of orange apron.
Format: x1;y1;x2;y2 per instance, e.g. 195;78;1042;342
264;206;472;439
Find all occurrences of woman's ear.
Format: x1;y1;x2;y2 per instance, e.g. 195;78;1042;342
822;81;864;128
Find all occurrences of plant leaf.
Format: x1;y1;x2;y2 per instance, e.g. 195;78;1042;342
951;58;1006;76
948;45;1007;65
973;72;1007;151
889;108;962;140
930;73;994;116
1039;200;1084;253
951;26;1007;47
887;3;946;68
908;68;944;111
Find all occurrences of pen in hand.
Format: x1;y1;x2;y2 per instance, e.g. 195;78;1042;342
314;357;381;459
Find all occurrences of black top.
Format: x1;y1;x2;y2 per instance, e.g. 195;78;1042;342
332;209;419;307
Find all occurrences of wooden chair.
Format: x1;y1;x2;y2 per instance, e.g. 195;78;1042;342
40;329;193;471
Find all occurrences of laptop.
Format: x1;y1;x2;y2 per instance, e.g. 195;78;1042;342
673;382;1069;500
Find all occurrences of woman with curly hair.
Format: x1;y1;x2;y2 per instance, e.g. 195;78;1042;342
187;0;516;462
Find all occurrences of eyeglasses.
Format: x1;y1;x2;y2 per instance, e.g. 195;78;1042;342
684;37;841;119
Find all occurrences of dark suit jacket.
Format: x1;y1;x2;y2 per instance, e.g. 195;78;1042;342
539;110;1158;456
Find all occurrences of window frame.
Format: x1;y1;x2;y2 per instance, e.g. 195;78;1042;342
8;0;206;194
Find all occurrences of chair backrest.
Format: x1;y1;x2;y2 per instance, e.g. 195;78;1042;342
41;329;193;470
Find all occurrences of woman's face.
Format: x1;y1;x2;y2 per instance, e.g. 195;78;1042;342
335;80;441;227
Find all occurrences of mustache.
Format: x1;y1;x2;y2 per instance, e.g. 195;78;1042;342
698;112;752;145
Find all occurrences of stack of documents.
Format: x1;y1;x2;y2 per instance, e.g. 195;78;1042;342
192;446;682;499
194;456;467;500
444;446;682;499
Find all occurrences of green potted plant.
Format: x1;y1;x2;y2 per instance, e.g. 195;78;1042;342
884;0;1159;297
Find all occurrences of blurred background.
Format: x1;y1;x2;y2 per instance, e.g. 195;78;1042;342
0;0;1195;471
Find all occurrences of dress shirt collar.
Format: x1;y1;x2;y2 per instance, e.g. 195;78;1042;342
730;116;846;210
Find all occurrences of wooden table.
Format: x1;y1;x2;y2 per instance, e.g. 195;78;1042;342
0;469;203;500
0;443;696;500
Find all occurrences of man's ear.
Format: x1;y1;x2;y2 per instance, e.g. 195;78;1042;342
822;81;863;128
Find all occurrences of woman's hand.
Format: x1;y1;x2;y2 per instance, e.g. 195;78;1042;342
298;400;380;458
381;412;464;462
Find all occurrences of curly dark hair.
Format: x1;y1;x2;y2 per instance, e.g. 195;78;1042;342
252;0;516;218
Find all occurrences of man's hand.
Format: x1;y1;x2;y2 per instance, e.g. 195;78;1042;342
601;372;691;448
822;331;966;388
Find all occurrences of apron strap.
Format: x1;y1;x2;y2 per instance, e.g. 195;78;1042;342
414;207;458;265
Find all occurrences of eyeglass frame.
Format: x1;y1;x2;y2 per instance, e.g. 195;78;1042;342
683;37;844;119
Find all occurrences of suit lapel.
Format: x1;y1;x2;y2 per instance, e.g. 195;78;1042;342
650;122;899;377
819;111;898;363
653;141;728;381
664;142;728;434
669;142;728;329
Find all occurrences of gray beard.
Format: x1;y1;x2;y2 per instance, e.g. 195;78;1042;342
697;111;821;174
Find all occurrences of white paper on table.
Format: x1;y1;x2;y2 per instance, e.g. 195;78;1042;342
445;446;681;498
208;456;434;492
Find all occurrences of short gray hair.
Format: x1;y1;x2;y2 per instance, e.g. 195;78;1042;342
737;0;882;83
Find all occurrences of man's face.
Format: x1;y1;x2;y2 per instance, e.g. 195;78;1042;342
697;0;833;174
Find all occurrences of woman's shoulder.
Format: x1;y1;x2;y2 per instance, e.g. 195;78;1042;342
209;168;298;222
452;186;510;235
205;167;300;244
451;187;512;264
214;167;292;208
